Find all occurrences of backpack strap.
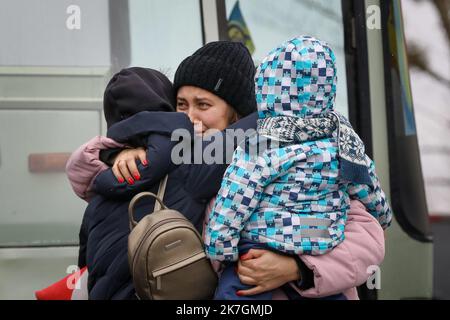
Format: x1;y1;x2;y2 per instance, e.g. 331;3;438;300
128;175;169;231
154;175;168;211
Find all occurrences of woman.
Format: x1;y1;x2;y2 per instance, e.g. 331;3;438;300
67;41;385;299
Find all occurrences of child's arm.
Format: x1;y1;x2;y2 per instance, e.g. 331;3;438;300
347;155;392;229
65;136;126;201
204;143;274;262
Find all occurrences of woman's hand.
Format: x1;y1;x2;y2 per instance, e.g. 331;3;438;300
235;249;300;296
112;148;147;184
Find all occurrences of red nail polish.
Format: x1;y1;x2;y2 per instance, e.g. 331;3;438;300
236;291;243;296
118;178;124;183
142;159;148;166
134;173;140;180
128;178;135;185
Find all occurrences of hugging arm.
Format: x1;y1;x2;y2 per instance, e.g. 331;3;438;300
65;136;126;201
93;134;178;200
95;112;258;200
237;200;386;298
66;112;193;199
291;200;386;298
68;112;258;202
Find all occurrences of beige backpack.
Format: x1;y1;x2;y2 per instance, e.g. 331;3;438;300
127;175;218;300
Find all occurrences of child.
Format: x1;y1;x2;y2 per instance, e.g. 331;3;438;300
204;36;392;300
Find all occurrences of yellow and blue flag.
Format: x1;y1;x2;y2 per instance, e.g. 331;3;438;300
227;1;255;55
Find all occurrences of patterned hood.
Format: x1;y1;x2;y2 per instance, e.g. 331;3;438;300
255;36;373;186
255;35;337;120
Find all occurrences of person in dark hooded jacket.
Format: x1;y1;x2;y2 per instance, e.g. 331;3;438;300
76;42;259;299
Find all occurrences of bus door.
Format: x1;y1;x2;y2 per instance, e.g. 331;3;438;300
208;0;433;299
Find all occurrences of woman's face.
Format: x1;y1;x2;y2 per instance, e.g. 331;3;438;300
176;86;238;136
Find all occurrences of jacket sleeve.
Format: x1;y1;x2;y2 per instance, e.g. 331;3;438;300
99;148;124;166
186;112;258;201
347;155;393;229
93;133;178;200
65;136;125;202
290;200;386;298
91;111;192;199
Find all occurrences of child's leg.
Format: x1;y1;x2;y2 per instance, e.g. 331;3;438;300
214;239;274;300
214;240;347;301
214;263;273;300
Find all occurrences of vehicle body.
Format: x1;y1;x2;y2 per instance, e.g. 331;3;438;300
0;0;431;299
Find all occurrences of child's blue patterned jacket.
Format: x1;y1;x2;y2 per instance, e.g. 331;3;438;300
204;36;392;262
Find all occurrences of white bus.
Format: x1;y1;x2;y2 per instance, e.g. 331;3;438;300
0;0;432;300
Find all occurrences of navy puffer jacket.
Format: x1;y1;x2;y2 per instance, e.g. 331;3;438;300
80;111;257;299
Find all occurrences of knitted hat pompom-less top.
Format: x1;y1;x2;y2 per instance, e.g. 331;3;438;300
174;41;257;117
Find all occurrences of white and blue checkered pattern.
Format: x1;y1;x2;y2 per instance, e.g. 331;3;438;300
256;35;337;120
204;36;392;262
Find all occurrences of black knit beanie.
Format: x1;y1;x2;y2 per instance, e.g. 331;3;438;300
173;41;257;117
104;67;175;128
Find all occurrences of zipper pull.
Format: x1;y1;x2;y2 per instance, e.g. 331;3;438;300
156;276;162;290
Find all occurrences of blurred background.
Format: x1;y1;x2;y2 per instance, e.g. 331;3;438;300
403;0;450;299
0;0;448;299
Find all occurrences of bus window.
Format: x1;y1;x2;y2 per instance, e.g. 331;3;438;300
0;0;111;247
0;0;110;67
0;0;205;247
126;0;204;79
222;0;349;117
381;0;431;241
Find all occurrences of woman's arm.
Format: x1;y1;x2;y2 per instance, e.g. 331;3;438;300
93;134;179;200
236;200;385;298
66;112;192;196
65;136;125;201
293;200;385;297
92;112;258;200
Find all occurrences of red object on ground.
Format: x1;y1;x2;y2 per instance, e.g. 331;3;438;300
35;266;87;300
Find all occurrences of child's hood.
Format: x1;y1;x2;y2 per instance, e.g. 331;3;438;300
256;35;337;119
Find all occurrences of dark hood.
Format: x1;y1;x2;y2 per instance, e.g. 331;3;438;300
103;67;176;129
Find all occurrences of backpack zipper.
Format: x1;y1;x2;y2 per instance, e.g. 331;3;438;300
152;251;207;291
